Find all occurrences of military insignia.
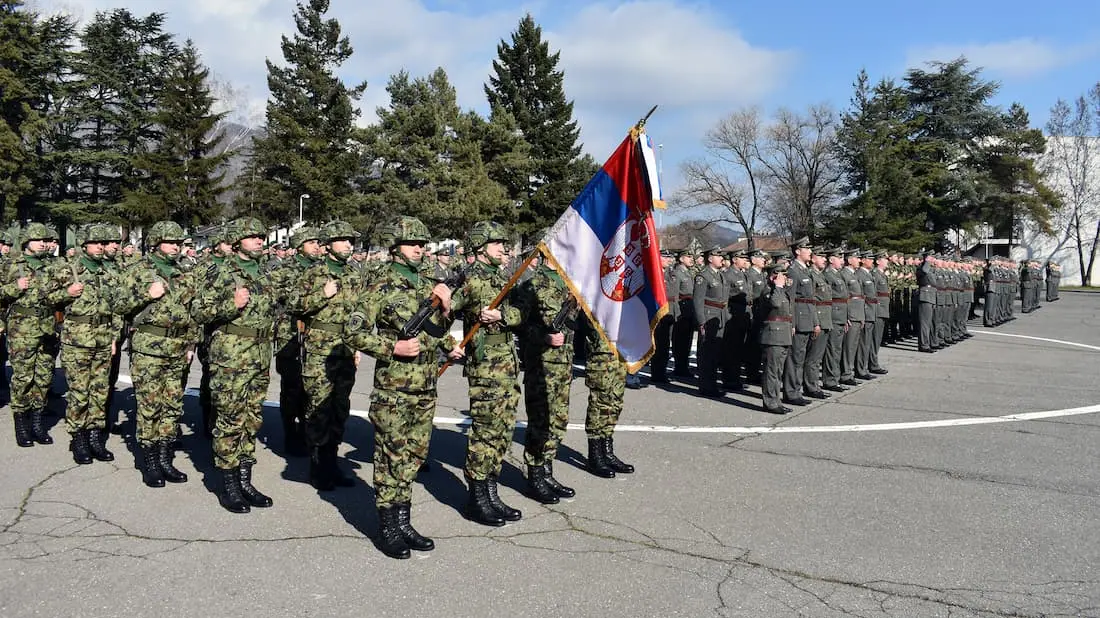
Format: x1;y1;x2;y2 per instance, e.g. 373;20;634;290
347;312;365;333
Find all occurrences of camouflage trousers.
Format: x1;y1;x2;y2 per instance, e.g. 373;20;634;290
9;334;58;416
132;352;188;447
523;358;573;466
60;344;112;434
302;348;356;449
465;374;521;481
211;365;270;470
370;389;435;508
585;353;626;439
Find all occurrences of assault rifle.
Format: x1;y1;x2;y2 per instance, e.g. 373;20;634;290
399;268;467;340
550;296;577;333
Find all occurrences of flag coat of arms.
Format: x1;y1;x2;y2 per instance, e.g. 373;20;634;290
538;125;668;372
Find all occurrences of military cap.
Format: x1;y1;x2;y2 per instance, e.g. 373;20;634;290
729;248;748;259
702;245;724;257
860;250;876;259
766;263;788;275
789;236;811;250
769;250;791;260
676;248;697;258
660;249;674;258
747;248;767;259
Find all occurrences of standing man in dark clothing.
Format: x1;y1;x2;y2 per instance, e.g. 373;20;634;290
782;237;815;406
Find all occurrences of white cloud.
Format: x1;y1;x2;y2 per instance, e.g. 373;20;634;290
906;38;1100;78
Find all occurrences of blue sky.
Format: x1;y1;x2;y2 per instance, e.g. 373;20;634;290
33;0;1100;219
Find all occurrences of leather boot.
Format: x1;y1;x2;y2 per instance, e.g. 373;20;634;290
586;438;616;478
526;464;559;505
309;447;334;491
603;437;635;474
13;414;33;448
157;441;188;483
238;461;272;507
87;429;114;462
70;430;93;465
141;445;165;488
464;479;505;527
375;506;410;559
30;410;52;445
543;461;575;498
218;467;250;514
395;503;434;551
486;477;522;521
324;443;355;488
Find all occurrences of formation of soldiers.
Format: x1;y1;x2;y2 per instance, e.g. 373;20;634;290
651;238;1061;412
0;216;638;560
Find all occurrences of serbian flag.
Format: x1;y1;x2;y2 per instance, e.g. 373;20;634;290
538;123;669;373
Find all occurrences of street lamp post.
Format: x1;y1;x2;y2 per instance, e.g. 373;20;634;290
298;193;310;226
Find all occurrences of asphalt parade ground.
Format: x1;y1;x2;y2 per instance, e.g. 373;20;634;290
2;293;1099;617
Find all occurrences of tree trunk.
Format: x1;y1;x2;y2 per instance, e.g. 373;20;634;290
1085;217;1100;287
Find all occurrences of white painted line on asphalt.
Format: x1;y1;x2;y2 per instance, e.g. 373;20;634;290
968;329;1100;352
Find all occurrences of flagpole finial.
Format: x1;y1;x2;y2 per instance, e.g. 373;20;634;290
636;105;658;131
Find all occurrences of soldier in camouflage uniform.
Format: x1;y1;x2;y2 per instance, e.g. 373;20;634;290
46;224;123;464
517;258;579;504
582;318;635;477
290;220;363;491
268;226;322;456
97;225;127;433
450;221;527;527
1;223;65;447
113;221;199;487
343;216;463;558
0;227;13;401
193;217;279;513
194;226;234;438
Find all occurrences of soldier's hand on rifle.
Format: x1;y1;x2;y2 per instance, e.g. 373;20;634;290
67;282;84;297
323;279;339;299
392;338;420;358
447;345;465;360
16;276;30;290
233;287;250;309
111;341;117;357
479;308;502;324
432;283;452;312
546;332;565;348
148;281;166;299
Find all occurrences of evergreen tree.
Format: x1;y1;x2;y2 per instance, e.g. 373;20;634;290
126;40;228;227
247;0;365;227
485;14;596;241
0;0;42;223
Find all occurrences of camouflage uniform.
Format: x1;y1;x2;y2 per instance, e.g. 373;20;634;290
450;221;526;526
193;227;231;439
290;220;362;490
582;319;634;476
47;224;124;463
517;262;578;503
0;226;16;399
193;217;278;513
344;216;458;558
1;223;64;447
113;221;199;487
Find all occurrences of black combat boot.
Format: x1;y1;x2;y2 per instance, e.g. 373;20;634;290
324;443;355;488
30;410;52;445
464;479;505;527
309;447;334;491
586;438;616;478
486;477;522;521
237;461;272;507
70;430;93;465
526;464;560;505
543;461;575;498
87;429;114;462
395;503;434;551
141;445;165;488
218;467;250;514
13;414;33;448
603;437;635;474
375;506;410;559
156;441;188;483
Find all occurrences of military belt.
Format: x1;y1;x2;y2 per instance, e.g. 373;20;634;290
850;295;864;299
136;323;189;339
703;300;726;309
481;332;512;346
814;301;832;306
305;319;343;335
832;298;848;303
867;299;879;304
65;314;107;326
218;324;272;339
678;295;692;301
794;298;815;304
10;305;50;318
766;316;792;323
876;292;890;298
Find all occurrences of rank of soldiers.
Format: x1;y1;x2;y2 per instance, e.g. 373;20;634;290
0;216;638;561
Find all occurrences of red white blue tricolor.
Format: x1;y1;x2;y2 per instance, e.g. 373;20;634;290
538;126;669;372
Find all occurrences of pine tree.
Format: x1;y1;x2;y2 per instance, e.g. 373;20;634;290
485;14;596;241
0;0;42;223
126;40;228;227
247;0;365;227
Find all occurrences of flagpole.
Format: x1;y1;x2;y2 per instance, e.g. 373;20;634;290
438;250;539;377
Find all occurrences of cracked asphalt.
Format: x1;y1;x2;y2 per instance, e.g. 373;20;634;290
2;292;1098;617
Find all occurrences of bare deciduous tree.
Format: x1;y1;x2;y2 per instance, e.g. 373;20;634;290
1045;86;1100;286
759;104;842;238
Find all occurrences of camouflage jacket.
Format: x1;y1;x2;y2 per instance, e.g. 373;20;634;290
114;252;201;357
289;255;362;358
45;255;123;349
1;253;68;339
517;264;577;365
267;253;316;355
450;260;525;378
193;254;278;368
344;261;457;395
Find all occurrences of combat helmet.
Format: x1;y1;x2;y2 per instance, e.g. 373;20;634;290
146;221;187;246
21;222;58;245
226;217;266;244
85;223;121;244
290;226;321;249
377;216;430;248
466;221;508;252
323;220;361;243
